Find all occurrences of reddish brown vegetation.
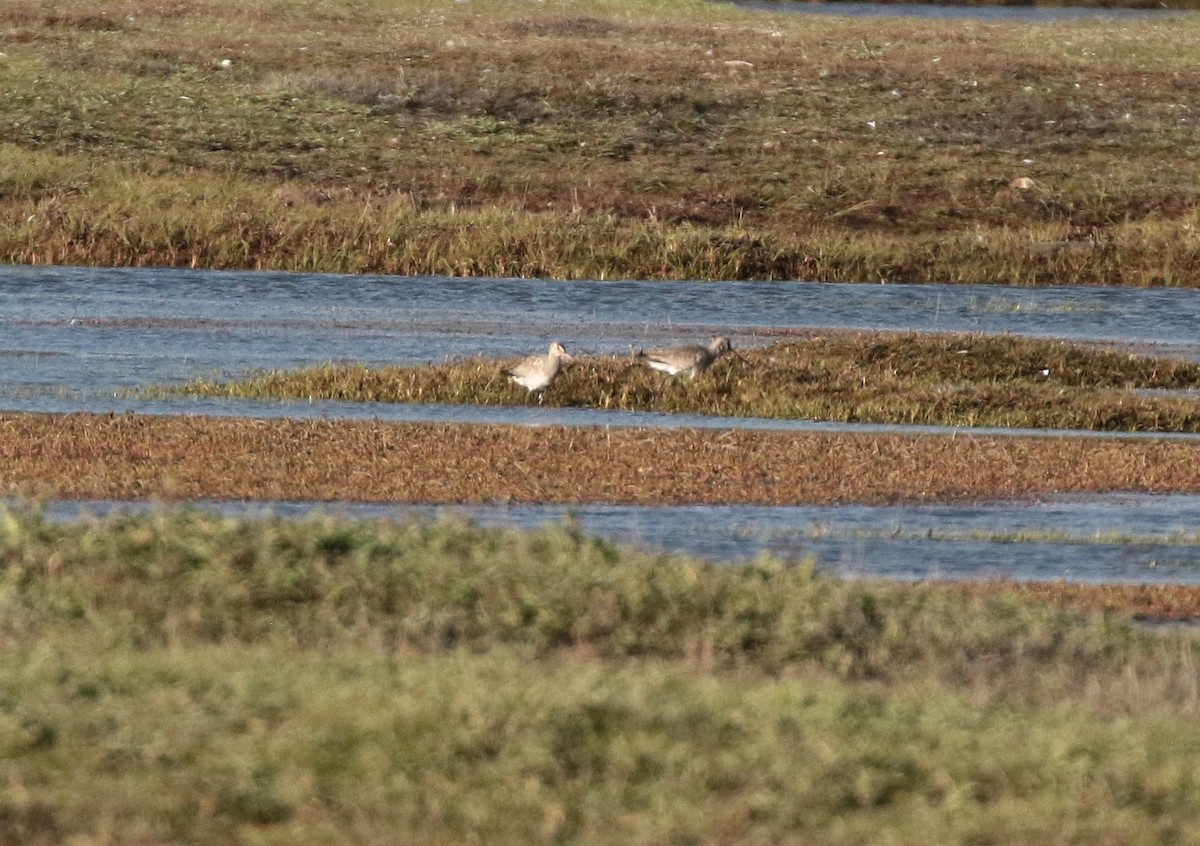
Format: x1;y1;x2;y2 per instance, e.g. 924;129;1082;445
6;413;1200;505
10;412;1200;619
952;582;1200;623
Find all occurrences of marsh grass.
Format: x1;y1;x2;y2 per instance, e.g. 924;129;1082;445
5;0;1200;282
4;505;1200;842
172;332;1200;432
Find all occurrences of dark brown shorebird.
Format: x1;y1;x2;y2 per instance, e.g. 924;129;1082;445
635;336;738;379
501;341;574;399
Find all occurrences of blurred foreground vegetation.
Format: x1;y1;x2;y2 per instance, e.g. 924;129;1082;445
3;506;1200;843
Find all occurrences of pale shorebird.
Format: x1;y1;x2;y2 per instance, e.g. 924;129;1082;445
501;341;574;399
634;336;740;379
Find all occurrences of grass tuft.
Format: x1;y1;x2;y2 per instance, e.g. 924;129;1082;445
169;332;1200;432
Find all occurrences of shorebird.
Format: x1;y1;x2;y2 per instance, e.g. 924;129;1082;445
501;341;574;398
634;336;738;379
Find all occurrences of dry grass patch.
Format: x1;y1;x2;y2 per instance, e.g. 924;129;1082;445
958;581;1200;622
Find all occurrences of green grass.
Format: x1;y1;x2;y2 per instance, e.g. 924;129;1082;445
165;332;1200;432
3;505;1200;843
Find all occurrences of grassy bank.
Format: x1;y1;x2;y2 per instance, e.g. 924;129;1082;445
2;506;1200;844
4;0;1200;283
172;333;1200;432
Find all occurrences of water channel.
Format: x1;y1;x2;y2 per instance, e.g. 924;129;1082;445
5;263;1200;581
727;0;1188;22
43;494;1200;584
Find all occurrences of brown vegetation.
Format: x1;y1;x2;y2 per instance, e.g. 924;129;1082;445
957;581;1200;622
5;412;1200;504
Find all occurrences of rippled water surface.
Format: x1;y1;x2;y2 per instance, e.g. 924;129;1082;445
7;264;1200;581
6;265;1200;409
727;0;1187;21
46;494;1200;584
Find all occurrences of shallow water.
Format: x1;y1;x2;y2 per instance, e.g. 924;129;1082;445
727;0;1187;21
5;265;1200;423
44;493;1200;584
17;394;1200;443
8;264;1200;581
